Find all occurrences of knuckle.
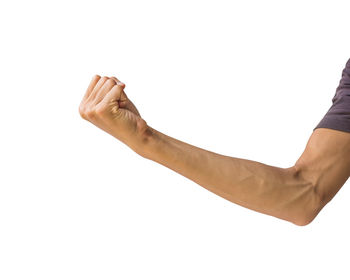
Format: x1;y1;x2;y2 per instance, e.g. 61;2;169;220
92;74;101;80
86;109;96;119
95;105;106;116
106;78;116;86
79;105;87;119
101;76;109;82
111;76;119;83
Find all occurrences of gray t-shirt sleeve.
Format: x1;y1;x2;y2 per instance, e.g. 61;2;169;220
313;58;350;133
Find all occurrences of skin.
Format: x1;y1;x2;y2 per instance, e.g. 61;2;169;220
79;75;350;226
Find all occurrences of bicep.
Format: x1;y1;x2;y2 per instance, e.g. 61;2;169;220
294;127;350;208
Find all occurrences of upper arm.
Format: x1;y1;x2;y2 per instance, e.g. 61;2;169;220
294;127;350;222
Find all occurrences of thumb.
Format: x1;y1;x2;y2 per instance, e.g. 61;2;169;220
102;83;126;105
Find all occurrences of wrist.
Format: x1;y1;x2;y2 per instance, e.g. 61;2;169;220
131;123;160;158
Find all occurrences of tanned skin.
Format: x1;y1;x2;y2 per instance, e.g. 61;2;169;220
79;75;350;226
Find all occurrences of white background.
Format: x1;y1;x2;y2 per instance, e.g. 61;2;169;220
1;0;349;279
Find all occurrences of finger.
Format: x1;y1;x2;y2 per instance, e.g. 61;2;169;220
110;76;125;87
87;76;109;102
83;75;101;100
93;78;117;105
110;76;127;102
101;83;125;106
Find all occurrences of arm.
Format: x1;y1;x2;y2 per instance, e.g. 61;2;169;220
79;75;350;226
139;125;350;226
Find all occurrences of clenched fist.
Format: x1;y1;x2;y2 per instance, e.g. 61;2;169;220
79;75;151;155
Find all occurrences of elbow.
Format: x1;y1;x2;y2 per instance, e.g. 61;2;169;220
290;204;319;226
291;188;324;227
291;213;318;227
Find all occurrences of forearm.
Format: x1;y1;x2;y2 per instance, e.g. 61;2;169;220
138;125;318;226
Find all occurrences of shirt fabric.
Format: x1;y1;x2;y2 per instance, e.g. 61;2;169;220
313;58;350;133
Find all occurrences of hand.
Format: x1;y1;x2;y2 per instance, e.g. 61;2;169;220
79;75;150;154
